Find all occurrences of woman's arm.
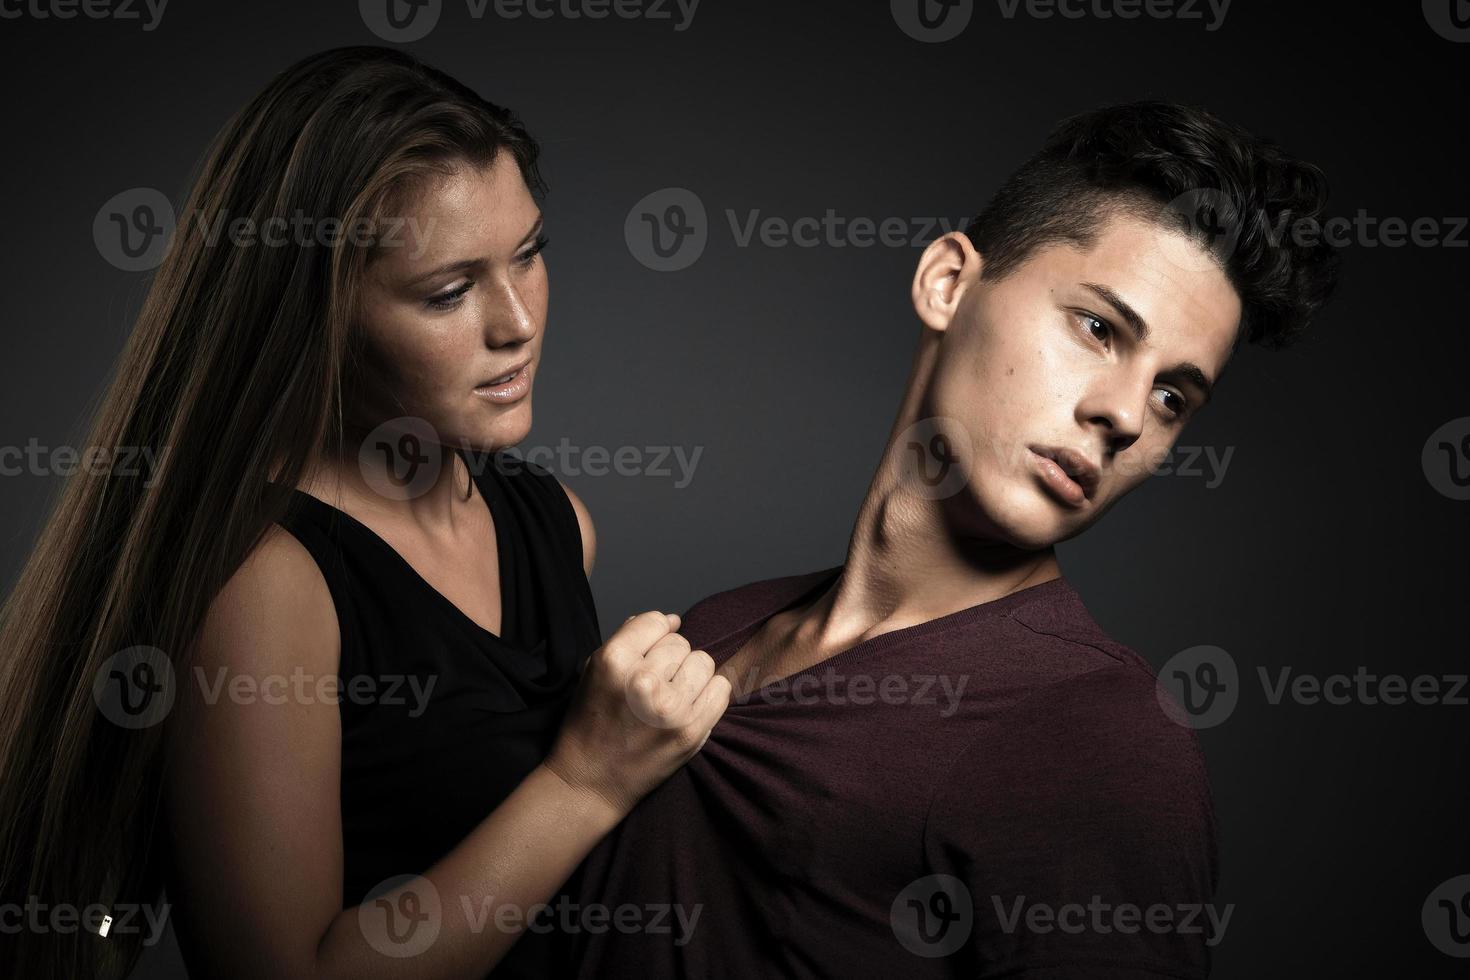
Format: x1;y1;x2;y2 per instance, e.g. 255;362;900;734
164;525;724;980
558;479;597;576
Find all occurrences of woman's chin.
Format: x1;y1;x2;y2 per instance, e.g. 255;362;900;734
466;408;532;455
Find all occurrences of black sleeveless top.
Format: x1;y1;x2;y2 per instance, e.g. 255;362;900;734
274;449;601;976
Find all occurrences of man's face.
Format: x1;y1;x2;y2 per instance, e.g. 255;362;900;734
921;210;1242;549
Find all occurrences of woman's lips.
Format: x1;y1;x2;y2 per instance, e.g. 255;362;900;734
472;362;531;404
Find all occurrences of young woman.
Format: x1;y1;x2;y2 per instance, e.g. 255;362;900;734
0;46;730;980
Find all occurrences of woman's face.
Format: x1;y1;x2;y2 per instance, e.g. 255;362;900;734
350;151;548;455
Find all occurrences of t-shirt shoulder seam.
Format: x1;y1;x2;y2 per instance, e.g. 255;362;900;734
1005;608;1155;681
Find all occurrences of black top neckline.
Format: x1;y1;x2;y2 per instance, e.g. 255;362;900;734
282;454;519;646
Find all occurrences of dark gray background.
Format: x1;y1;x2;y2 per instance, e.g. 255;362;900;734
2;0;1466;975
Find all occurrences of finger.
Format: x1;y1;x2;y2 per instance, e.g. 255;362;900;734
603;611;675;666
670;649;715;700
641;633;692;680
690;673;732;727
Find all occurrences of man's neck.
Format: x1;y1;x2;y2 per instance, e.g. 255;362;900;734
807;463;1061;653
794;339;1062;656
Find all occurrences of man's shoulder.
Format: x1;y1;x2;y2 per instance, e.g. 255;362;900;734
940;580;1211;810
1003;578;1157;674
998;587;1203;778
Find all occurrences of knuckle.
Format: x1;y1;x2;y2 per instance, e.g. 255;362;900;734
637;609;670;629
627;668;661;700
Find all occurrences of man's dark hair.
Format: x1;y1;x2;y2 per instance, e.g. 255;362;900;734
965;101;1340;351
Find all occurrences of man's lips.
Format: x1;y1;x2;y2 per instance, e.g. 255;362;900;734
1027;444;1101;505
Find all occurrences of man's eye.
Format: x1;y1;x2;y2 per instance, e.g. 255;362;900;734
1080;312;1112;345
1156;388;1188;418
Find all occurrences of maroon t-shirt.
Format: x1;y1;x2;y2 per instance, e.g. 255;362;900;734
565;567;1220;978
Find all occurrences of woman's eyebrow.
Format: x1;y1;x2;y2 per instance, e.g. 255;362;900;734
401;212;545;286
517;213;544;247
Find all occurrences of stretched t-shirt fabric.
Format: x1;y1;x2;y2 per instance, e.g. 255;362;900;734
564;567;1219;979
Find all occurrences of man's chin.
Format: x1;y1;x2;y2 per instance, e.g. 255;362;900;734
951;497;1073;552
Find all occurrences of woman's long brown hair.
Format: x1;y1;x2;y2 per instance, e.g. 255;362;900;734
0;46;544;979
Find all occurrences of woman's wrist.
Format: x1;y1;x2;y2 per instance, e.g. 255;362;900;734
533;760;633;831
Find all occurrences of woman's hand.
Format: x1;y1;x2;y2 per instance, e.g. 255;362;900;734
543;610;731;816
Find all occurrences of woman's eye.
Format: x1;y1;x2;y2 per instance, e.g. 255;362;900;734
427;282;472;310
517;234;550;268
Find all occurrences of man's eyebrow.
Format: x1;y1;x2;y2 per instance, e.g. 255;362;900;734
1080;280;1215;406
403;212;545;286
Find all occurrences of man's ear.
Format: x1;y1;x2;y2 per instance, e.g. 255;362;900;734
911;231;981;333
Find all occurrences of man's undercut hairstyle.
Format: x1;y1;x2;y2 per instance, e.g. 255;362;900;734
965;100;1341;351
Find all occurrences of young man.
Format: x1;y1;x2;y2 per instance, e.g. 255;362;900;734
563;101;1339;978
